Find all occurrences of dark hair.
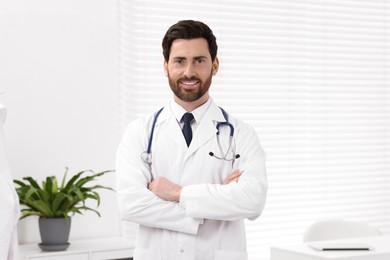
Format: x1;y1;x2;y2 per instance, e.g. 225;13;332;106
162;20;218;62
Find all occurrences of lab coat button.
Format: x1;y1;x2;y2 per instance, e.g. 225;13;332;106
179;249;184;253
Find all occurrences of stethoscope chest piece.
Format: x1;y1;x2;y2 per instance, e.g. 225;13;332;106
141;151;152;164
141;107;164;164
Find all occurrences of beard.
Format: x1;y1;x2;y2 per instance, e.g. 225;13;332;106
168;72;213;102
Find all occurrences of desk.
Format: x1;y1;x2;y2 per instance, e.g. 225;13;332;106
271;235;390;260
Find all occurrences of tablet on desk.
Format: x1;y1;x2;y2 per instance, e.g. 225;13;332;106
308;242;373;251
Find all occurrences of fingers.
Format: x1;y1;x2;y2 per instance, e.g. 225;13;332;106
224;175;240;185
148;177;182;202
148;177;166;192
223;169;244;185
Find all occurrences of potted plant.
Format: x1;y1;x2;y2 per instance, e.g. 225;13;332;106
14;167;114;251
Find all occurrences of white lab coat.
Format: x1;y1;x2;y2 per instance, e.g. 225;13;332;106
116;99;267;260
0;104;20;260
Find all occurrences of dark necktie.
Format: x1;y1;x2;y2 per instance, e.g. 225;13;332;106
181;113;194;146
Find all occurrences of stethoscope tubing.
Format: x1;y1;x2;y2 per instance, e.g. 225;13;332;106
146;107;164;155
141;107;239;163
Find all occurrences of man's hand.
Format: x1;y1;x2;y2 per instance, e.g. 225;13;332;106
148;177;182;202
223;169;243;185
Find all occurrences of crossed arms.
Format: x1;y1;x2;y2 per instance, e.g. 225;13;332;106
148;169;243;202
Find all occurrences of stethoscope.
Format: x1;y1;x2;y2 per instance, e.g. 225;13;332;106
141;107;164;164
141;107;240;164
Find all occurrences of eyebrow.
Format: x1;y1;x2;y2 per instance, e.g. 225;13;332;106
173;56;208;61
194;56;208;60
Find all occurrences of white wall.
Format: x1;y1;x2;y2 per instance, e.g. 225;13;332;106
0;0;128;244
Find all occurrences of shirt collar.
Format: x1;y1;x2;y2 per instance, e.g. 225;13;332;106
170;98;212;125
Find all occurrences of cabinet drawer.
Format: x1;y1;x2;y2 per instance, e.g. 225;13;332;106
91;248;134;260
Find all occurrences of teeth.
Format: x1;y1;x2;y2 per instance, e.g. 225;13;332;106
182;81;197;85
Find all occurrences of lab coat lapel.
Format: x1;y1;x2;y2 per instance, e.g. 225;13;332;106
186;101;226;157
156;105;185;147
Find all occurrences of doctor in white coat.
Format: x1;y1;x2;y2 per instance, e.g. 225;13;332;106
116;20;268;260
0;102;20;260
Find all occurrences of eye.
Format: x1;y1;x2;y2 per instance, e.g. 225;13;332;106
174;58;184;64
195;58;205;64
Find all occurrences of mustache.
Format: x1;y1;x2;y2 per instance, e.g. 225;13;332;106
179;76;201;82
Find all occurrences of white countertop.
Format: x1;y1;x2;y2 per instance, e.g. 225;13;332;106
17;236;135;260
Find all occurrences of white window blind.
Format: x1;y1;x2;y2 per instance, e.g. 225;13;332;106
118;0;390;259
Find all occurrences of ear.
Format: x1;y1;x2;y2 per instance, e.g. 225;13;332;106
212;57;219;76
163;60;168;77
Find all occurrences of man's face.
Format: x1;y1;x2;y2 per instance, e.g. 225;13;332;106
164;38;219;105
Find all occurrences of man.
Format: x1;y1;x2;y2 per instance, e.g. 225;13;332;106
116;20;267;260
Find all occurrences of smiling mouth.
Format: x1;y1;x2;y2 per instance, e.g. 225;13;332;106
179;79;200;89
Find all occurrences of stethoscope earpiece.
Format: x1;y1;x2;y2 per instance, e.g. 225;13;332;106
209;151;240;161
208;107;239;161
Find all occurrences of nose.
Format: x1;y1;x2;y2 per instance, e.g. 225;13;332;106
184;63;196;78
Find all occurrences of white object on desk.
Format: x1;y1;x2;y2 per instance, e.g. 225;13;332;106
16;237;135;260
271;235;390;260
303;219;382;242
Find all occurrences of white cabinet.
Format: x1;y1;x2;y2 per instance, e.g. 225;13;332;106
28;253;89;260
91;249;133;260
17;237;134;260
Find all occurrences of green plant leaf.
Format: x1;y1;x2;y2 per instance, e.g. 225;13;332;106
86;184;115;192
62;170;89;192
52;192;69;214
22;177;41;189
60;167;69;189
43;176;54;193
13;179;27;187
75;170;100;188
27;200;54;217
36;189;50;204
19;210;43;219
75;170;111;188
82;192;100;207
24;187;39;201
73;205;101;217
73;188;85;203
